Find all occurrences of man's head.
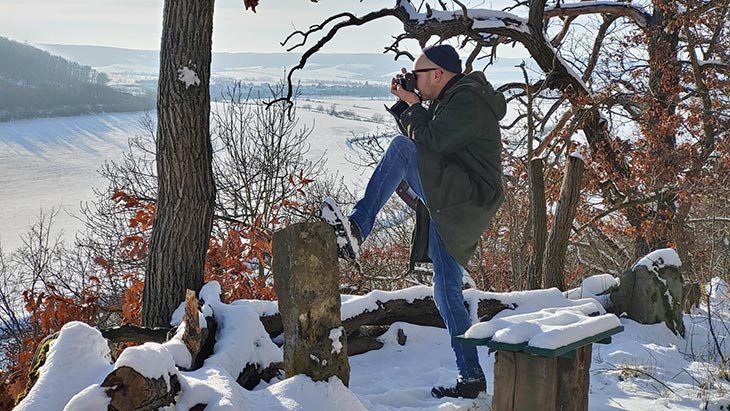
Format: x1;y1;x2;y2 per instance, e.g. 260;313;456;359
413;44;462;100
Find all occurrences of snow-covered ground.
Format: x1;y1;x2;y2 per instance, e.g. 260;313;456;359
0;98;392;252
15;275;730;411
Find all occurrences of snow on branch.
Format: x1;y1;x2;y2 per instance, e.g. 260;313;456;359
270;0;653;110
544;1;650;28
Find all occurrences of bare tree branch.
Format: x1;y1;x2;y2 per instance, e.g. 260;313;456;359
268;7;401;110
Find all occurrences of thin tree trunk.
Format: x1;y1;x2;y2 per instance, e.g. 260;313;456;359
544;154;584;290
528;157;547;290
143;0;216;327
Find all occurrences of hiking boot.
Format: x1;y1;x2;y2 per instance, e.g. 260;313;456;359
431;377;486;399
320;196;362;260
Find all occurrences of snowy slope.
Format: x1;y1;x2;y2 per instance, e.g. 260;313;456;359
15;277;730;410
0;98;389;252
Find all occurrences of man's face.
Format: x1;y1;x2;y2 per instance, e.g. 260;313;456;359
412;55;441;100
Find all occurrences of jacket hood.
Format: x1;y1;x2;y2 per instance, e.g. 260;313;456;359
448;71;506;121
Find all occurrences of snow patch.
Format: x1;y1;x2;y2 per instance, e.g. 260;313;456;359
15;321;113;411
64;384;111;411
329;327;344;354
177;66;201;89
202;293;283;377
564;274;619;309
632;248;681;272
115;342;178;389
176;367;251;410
201;280;223;303
255;375;368;411
162;322;193;369
232;298;279;317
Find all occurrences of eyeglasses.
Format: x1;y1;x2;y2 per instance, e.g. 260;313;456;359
411;68;439;76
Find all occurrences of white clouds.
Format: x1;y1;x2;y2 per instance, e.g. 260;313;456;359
1;0;405;53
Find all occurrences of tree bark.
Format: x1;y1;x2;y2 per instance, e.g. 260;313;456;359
101;325;170;344
143;0;216;327
544;154;585;290
556;345;592;411
259;296;508;337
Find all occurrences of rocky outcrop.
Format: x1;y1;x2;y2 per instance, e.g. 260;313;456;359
611;249;684;336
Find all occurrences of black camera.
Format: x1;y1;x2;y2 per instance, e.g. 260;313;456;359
395;72;416;92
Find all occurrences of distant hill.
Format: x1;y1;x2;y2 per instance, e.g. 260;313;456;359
0;37;155;122
38;44;524;99
38;44;409;81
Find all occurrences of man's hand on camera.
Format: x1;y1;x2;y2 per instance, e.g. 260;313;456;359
391;68;421;106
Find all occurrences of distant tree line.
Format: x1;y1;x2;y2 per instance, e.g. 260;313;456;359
127;80;392;100
209;81;391;100
0;36;155;121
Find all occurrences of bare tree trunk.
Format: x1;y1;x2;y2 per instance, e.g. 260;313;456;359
143;0;216;327
528;157;547;290
544;154;584;290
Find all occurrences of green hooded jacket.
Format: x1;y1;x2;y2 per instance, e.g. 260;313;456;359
399;71;506;266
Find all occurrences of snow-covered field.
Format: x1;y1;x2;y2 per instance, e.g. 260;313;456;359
15;275;730;410
0;98;392;252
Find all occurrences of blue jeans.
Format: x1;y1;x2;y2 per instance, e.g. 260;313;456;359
350;136;484;381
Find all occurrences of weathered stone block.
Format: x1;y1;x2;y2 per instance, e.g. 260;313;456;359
272;221;350;385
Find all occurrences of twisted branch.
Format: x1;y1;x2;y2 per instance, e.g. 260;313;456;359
267;7;401;111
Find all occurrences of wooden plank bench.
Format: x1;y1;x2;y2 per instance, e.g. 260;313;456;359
456;325;623;411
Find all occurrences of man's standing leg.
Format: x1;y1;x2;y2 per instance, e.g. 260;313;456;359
429;222;485;398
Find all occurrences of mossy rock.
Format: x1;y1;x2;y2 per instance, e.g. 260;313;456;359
610;264;684;336
15;332;58;405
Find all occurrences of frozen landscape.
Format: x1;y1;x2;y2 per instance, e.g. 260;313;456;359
0;48;522;253
0;97;390;253
2;45;728;411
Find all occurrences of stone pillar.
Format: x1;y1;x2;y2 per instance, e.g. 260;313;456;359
272;221;350;385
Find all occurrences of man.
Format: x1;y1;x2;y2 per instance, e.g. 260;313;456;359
322;44;505;399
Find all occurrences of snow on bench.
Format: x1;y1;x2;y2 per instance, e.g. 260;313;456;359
458;305;622;357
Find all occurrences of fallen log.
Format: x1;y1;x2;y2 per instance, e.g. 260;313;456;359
102;366;180;411
261;296;507;334
258;295;509;356
101;325;171;344
237;362;284;390
346;325;390;356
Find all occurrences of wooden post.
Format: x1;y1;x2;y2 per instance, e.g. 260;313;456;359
272;221;350;385
557;345;592;410
491;346;592;411
492;351;557;411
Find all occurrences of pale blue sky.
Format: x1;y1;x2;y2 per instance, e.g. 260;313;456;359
2;0;412;53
